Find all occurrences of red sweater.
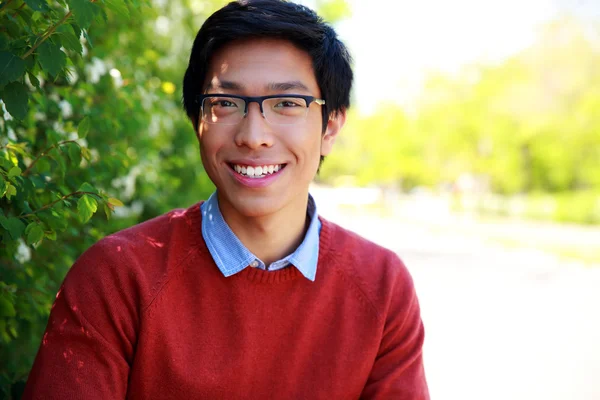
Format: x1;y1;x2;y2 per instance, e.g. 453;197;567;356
24;203;429;399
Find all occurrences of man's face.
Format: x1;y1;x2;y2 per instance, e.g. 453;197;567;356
197;38;343;221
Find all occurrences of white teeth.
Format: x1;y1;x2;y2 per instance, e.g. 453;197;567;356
232;163;283;178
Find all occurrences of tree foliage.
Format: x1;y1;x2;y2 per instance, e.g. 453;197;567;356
0;0;226;396
320;16;600;224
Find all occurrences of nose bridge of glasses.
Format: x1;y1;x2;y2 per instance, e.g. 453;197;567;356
244;98;266;118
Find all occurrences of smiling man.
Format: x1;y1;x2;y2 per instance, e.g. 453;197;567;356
23;1;429;399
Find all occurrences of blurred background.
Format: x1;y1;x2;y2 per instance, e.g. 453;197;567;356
0;0;599;398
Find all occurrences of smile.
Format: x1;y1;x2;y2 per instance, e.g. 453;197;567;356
230;163;286;178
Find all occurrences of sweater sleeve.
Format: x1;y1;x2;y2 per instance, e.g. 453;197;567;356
23;238;141;399
360;258;430;400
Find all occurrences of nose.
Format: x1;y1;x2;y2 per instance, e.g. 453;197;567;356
234;101;274;149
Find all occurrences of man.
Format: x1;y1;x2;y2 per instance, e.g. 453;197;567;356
24;1;429;398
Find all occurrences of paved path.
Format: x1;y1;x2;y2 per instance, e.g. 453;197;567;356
318;206;600;400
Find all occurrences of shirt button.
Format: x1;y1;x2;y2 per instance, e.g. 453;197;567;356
250;260;259;268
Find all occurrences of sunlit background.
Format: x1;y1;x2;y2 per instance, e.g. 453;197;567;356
1;0;599;398
310;1;600;399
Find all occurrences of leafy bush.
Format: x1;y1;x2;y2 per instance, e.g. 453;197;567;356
0;0;218;397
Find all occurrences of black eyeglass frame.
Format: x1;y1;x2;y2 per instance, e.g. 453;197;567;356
196;93;326;124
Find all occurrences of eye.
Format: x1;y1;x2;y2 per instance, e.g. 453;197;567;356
274;99;304;108
212;99;237;107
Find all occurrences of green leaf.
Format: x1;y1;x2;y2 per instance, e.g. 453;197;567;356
21;200;33;214
82;28;93;48
0;33;10;51
70;0;101;29
24;0;51;11
70;23;82;41
78;182;96;193
0;217;26;240
6;184;17;199
0;295;16;318
0;51;26;86
8;320;18;338
0;158;11;169
27;72;40;88
3;19;19;38
0;320;10;343
99;5;108;22
78;116;90;138
36;157;50;174
78;194;98;223
103;202;112;220
81;146;91;161
46;130;62;146
24;47;36;68
55;149;67;178
45;230;57;240
6;143;28;157
104;0;130;19
68;143;82;166
14;6;34;27
25;221;35;235
38;210;67;232
107;197;124;207
59;31;83;54
0;179;6;197
8;166;21;178
38;40;67;78
26;224;44;245
57;24;83;54
1;82;29;120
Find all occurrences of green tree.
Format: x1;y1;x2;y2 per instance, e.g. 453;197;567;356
0;0;223;396
321;16;600;223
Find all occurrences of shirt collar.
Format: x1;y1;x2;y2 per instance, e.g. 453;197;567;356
200;192;320;281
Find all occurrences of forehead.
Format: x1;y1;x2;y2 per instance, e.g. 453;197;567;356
204;38;319;94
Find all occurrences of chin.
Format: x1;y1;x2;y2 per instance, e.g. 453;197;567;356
229;197;284;219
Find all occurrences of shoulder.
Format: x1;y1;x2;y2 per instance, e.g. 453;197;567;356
63;203;203;310
319;216;417;320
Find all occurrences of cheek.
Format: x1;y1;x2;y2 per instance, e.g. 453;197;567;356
199;126;228;156
198;131;223;171
290;133;324;173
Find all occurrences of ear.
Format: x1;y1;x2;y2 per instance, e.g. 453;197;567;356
320;110;346;156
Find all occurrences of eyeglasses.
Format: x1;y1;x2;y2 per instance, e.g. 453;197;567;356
197;94;326;125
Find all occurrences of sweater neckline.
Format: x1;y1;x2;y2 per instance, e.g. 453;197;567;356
188;201;335;284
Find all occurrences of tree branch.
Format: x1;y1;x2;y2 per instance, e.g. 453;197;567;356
11;2;26;17
0;0;14;13
22;139;80;176
20;191;102;218
22;10;72;59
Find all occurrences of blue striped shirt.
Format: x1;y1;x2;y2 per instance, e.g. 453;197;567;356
200;192;321;281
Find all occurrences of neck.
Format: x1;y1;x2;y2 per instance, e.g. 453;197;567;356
218;195;310;266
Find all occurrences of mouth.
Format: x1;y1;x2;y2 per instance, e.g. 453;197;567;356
228;163;287;179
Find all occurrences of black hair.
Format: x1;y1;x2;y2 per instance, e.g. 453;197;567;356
182;0;353;159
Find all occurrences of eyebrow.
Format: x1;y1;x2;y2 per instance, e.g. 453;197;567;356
206;80;310;93
267;81;310;92
206;80;244;91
